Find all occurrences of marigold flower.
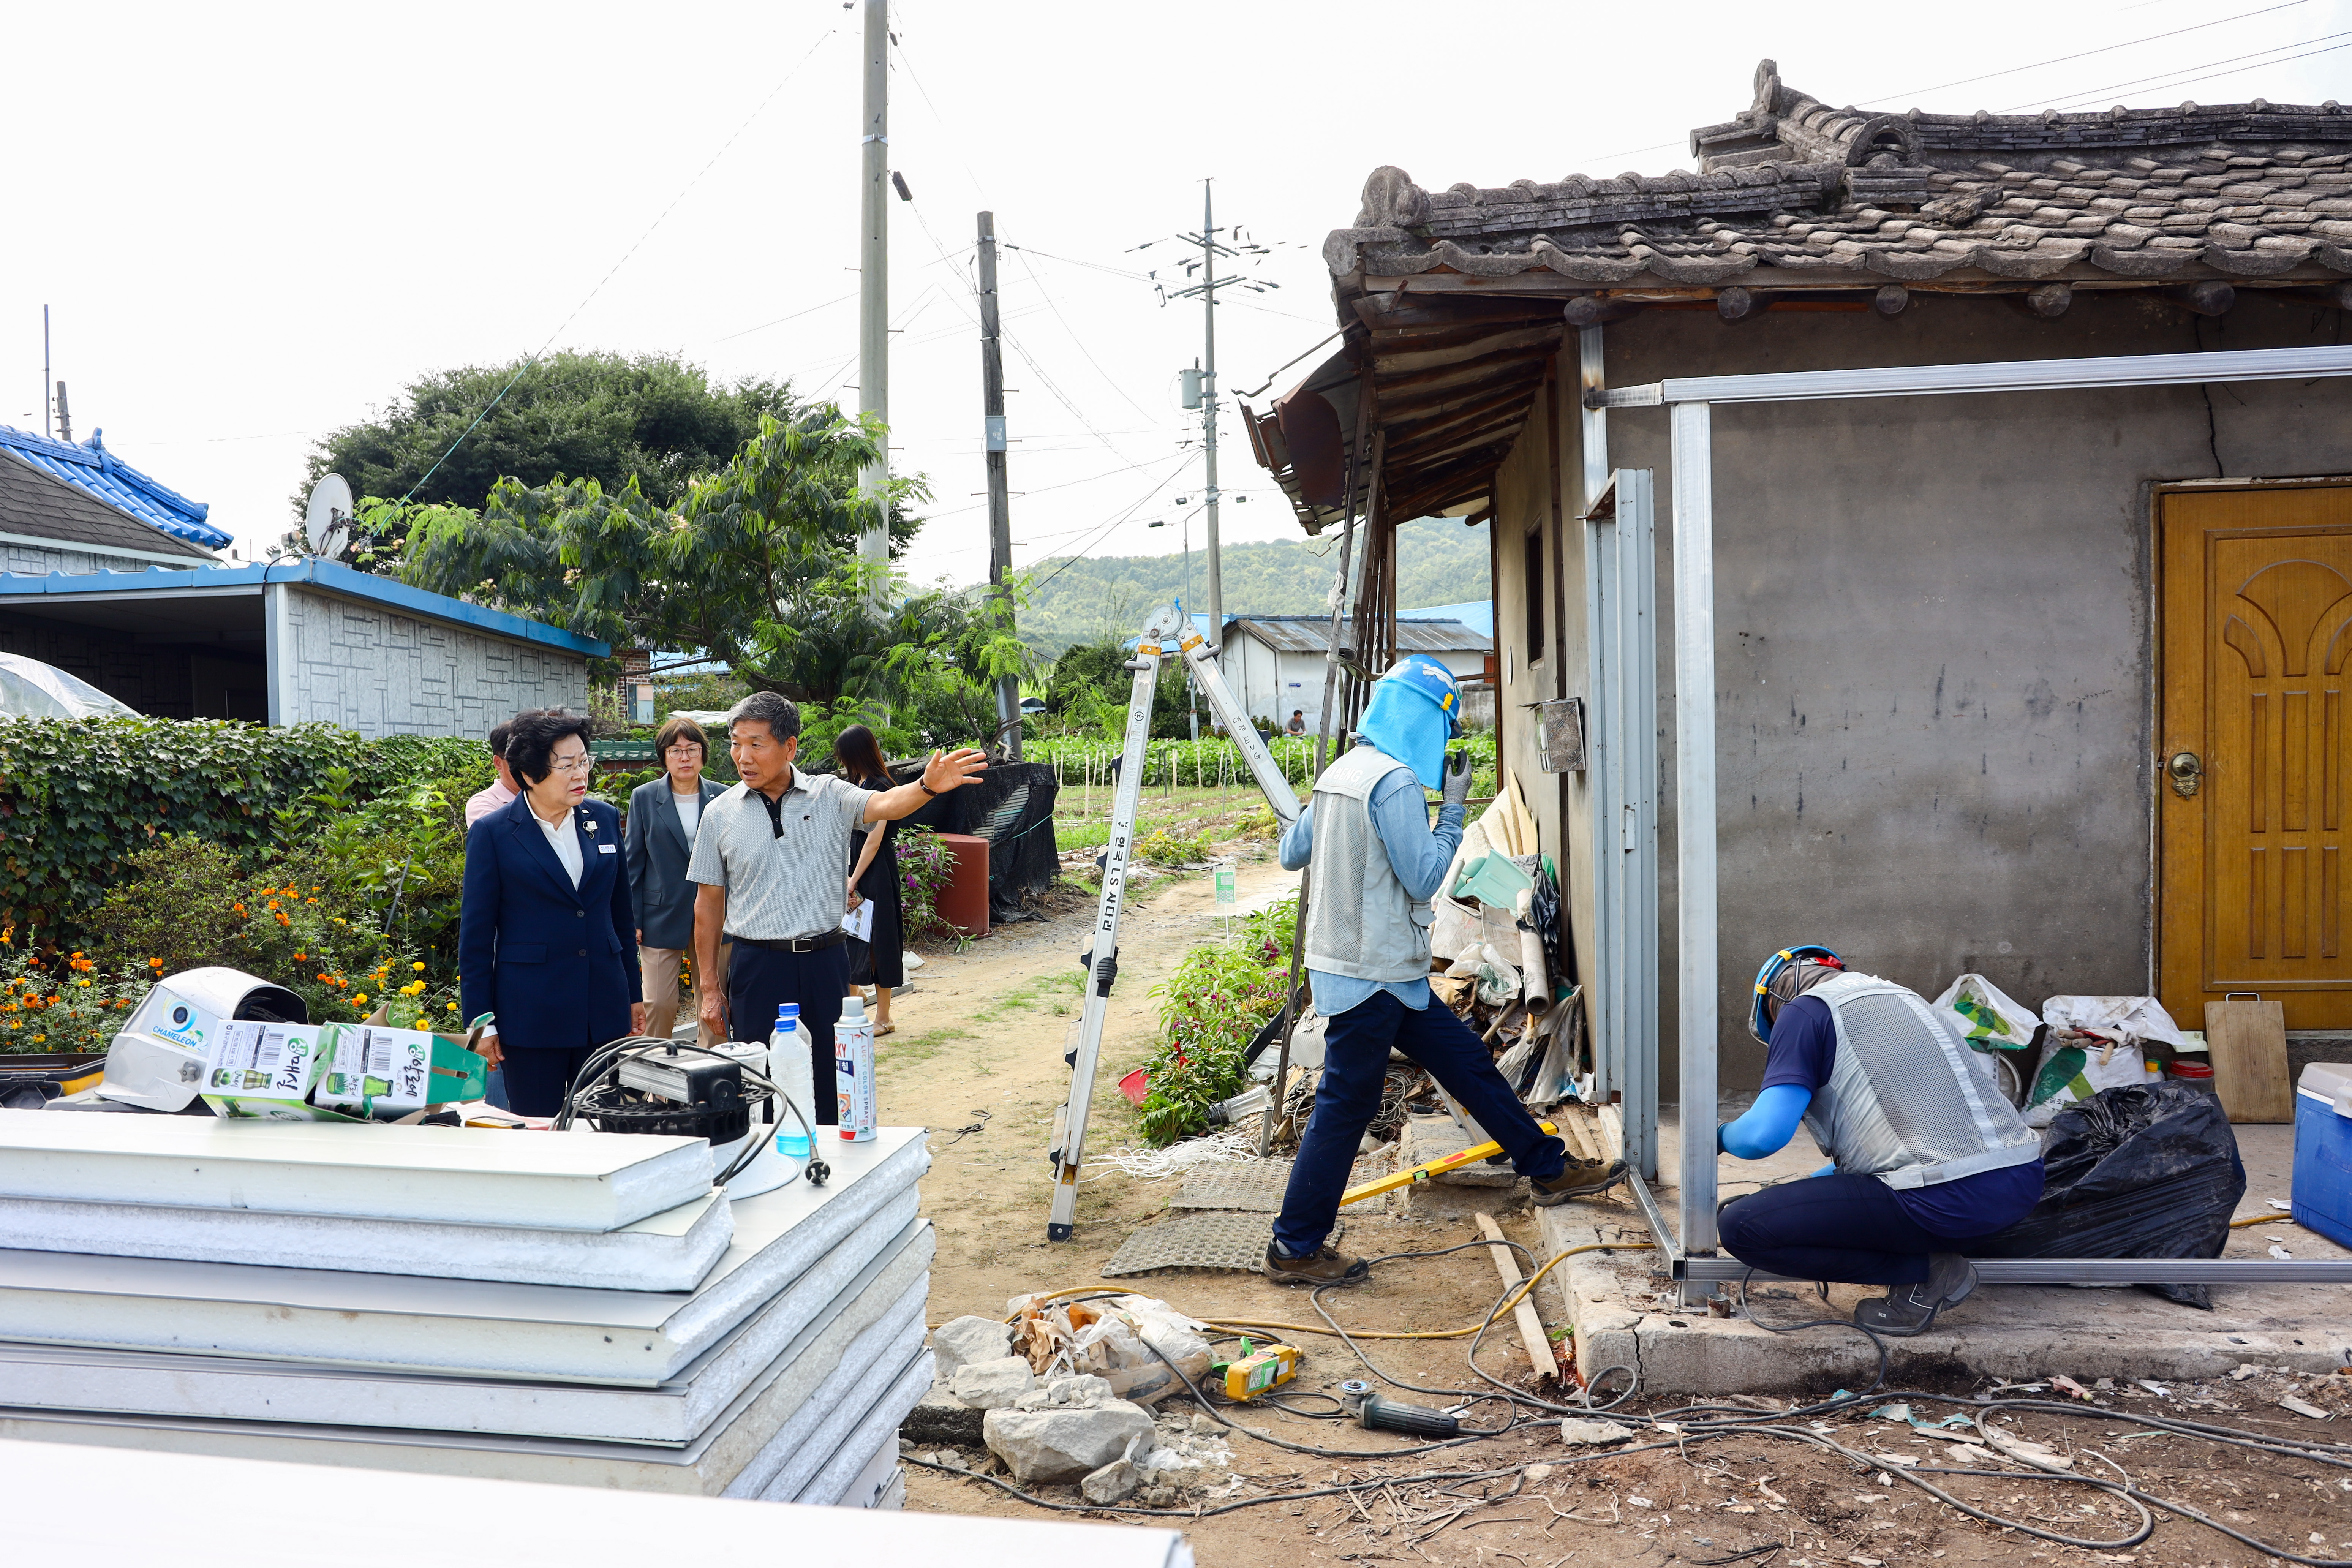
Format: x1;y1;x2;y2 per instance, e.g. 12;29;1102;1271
351;994;368;1006
413;962;427;972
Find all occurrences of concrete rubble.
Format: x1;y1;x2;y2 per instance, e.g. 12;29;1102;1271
929;1314;1015;1378
950;1355;1038;1410
982;1377;1158;1484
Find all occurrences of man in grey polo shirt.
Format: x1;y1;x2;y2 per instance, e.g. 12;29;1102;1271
690;691;986;1123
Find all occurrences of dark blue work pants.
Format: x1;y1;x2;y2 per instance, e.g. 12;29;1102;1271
1272;989;1568;1257
1718;1175;1952;1286
729;941;849;1125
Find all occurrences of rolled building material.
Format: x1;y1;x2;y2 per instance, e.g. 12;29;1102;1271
1514;890;1551;1013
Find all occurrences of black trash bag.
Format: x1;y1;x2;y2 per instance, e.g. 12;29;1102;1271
1973;1081;2245;1309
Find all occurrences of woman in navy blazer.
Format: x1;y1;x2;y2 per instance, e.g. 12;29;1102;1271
458;710;645;1116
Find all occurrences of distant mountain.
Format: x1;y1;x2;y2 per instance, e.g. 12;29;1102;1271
1003;515;1491;656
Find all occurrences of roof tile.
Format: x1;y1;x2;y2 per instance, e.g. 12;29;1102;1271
1326;66;2352;290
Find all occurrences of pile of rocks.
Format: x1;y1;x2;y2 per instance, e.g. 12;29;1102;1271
901;1307;1239;1506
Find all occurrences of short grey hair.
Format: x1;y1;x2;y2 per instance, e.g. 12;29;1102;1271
729;690;802;743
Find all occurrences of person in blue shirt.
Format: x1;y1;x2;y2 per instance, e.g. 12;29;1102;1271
1715;945;2045;1334
1263;657;1625;1287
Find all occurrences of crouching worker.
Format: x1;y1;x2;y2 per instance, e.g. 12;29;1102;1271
1716;946;2045;1334
1263;656;1626;1287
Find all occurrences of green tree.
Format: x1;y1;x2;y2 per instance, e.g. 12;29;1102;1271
391;405;917;663
301;350;800;516
385;406;1024;749
1045;635;1195;740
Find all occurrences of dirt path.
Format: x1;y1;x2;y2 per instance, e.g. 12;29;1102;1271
879;844;1297;1320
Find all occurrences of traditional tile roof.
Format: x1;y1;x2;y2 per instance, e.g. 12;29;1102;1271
0;425;229;549
1324;60;2352;289
0;450;215;563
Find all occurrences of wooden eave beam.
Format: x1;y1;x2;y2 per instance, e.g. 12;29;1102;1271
1385;404;1532;465
1372;325;1563;377
1351;293;1572;331
1390;421;1530;474
1374;343;1560;398
1376;368;1548;425
1385;398;1532;455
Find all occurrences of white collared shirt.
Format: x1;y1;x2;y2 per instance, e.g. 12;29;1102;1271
535;804;584;888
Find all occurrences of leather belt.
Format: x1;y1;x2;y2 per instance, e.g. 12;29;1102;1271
729;929;848;954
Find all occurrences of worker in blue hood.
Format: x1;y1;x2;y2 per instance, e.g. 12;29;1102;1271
1264;657;1624;1288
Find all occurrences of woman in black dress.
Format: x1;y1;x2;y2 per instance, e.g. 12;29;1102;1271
834;724;905;1035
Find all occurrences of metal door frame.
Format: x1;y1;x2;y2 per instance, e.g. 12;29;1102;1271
1587;341;2352;1299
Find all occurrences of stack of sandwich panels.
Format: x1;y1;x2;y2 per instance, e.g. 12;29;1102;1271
0;1111;933;1506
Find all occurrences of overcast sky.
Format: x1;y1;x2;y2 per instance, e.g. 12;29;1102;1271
4;0;2348;592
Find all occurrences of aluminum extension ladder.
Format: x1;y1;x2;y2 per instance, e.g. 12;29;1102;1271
1045;603;1303;1239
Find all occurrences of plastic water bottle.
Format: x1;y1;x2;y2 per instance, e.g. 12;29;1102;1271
771;1004;815;1168
835;995;876;1143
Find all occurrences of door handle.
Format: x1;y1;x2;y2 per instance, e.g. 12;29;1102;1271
2167;750;2202;798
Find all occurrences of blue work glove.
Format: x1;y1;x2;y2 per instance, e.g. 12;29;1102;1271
1441;746;1474;809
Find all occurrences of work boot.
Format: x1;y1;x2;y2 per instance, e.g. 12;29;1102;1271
1853;1252;1978;1336
1531;1154;1628;1206
1262;1240;1370;1287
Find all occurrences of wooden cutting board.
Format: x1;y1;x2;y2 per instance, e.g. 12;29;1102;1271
2205;997;2292;1122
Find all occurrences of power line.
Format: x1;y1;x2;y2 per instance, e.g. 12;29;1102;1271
398;22;839;503
1021;453;1201;596
2035;31;2352;111
1008;240;1162;425
708;291;858;344
1867;0;2315;107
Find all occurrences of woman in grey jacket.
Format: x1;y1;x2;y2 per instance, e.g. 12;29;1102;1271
625;716;730;1043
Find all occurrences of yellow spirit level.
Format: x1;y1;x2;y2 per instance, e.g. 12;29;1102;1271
1338;1120;1559;1206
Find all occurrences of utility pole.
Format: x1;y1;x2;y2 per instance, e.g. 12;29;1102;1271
976;212;1021;760
1198;181;1223;653
855;0;890;603
53;383;71;444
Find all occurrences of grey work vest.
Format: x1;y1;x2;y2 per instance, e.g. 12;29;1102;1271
1301;744;1433;984
1800;970;2042;1190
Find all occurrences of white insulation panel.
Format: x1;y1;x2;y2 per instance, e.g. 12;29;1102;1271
0;1128;929;1383
0;1187;734;1291
0;1214;931;1444
0;1242;933;1493
0;1111;713;1231
2;1438;1198;1566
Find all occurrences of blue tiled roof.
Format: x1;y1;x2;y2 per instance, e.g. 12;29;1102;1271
0;425;229;549
0;558;610;658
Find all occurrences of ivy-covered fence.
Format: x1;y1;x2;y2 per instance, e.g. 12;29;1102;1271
0;718;485;948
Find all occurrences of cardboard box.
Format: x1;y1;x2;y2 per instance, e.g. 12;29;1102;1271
200;1020;353;1122
316;1023;433;1119
315;1023;486;1120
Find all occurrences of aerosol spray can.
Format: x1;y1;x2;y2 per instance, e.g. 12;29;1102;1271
835;995;876;1142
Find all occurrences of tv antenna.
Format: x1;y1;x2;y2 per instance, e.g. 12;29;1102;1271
304;474;354;560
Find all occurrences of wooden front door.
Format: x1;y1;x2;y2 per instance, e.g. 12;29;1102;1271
2161;484;2352;1030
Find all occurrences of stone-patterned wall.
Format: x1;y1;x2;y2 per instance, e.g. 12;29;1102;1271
0;540;177;577
278;586;589;739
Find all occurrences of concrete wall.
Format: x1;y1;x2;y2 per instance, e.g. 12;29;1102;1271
272;583;589;739
1525;289;2352;1097
0;540;187;577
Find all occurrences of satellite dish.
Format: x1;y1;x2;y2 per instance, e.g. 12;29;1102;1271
305;473;354;560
